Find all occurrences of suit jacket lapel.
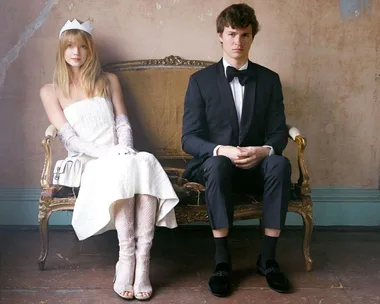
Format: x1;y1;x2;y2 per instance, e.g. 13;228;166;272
239;61;257;144
215;60;239;137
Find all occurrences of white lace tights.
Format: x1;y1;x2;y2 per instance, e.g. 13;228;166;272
113;194;157;297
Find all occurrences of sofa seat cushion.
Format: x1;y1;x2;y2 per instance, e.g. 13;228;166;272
47;167;300;206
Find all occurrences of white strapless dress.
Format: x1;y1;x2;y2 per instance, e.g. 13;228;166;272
62;97;179;240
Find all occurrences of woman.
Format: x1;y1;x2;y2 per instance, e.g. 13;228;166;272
40;19;179;300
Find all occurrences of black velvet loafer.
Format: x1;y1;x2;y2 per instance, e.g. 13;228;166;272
208;262;232;297
256;255;291;293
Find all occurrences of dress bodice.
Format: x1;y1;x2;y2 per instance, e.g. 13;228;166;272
63;96;117;157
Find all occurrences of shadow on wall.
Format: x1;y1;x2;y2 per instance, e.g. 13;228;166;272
97;33;132;66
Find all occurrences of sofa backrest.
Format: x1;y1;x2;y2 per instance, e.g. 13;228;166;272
103;55;214;160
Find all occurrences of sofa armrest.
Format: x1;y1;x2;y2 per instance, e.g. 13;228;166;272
40;125;57;188
45;124;57;138
287;124;311;195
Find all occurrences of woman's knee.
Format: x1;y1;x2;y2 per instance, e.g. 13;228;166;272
136;152;156;162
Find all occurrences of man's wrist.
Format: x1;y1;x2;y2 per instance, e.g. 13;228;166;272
263;147;270;156
262;146;273;157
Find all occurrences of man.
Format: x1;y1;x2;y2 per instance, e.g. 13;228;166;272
181;3;292;297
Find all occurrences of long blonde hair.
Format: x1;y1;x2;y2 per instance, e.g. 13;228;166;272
53;28;109;98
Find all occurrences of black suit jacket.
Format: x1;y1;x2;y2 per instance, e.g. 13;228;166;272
181;59;288;180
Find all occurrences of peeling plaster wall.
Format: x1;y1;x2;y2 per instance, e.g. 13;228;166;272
0;0;379;187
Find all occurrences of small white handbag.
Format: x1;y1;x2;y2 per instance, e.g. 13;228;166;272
52;157;83;188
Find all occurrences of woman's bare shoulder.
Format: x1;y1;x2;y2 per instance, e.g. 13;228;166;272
40;84;57;100
104;72;119;83
40;84;63;111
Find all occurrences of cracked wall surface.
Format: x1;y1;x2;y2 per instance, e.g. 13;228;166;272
0;0;379;187
0;0;58;88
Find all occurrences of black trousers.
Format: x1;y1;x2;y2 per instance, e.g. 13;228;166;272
193;155;291;230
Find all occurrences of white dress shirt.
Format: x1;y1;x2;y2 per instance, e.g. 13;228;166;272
213;58;274;156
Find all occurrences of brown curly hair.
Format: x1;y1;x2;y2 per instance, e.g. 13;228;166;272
216;3;260;37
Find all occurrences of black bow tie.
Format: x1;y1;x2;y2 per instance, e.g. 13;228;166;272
226;66;252;86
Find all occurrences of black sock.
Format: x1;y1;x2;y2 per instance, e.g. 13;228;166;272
261;235;278;264
214;237;230;265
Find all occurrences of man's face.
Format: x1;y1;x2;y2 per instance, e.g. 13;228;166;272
218;25;253;62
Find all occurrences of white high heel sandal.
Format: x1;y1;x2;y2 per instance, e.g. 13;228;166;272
113;261;135;300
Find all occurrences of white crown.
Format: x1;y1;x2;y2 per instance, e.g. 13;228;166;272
59;19;93;38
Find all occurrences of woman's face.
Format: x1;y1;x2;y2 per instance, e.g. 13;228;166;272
64;38;88;67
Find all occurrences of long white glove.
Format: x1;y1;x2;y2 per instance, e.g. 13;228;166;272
115;114;134;148
57;122;109;158
115;114;136;155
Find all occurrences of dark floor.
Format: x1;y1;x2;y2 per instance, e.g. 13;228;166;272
0;226;379;304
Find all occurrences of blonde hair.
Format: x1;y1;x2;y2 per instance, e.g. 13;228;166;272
53;28;109;98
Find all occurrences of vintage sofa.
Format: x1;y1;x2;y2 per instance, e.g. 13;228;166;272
38;55;313;271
